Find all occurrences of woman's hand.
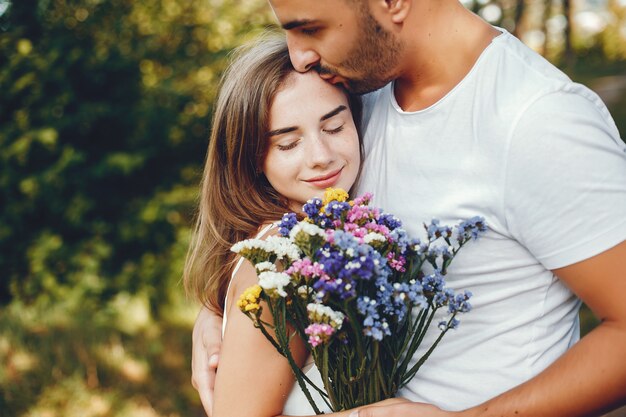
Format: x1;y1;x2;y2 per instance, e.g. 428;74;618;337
191;306;223;416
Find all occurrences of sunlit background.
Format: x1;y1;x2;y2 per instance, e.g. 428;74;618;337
0;0;624;416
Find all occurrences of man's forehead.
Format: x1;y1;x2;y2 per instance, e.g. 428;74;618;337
268;0;338;24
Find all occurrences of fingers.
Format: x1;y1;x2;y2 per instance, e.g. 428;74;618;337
192;350;219;415
191;307;223;417
197;378;214;417
208;353;219;369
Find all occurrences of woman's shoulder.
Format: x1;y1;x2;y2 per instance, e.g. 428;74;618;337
254;221;280;239
224;221;281;317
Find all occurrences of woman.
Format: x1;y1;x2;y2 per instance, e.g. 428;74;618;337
183;34;363;416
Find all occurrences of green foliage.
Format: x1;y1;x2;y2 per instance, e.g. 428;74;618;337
0;298;200;417
0;1;274;413
0;0;274;310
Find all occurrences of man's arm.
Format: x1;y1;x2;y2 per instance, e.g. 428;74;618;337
192;306;223;416
353;240;626;417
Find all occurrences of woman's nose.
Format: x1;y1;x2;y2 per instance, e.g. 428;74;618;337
307;136;334;167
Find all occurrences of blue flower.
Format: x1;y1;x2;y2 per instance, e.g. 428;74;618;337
457;216;487;241
389;228;412;254
434;288;454;308
316;246;345;276
426;219;453;242
448;290;473;314
324;201;351;220
421;270;445;293
332;230;360;254
378;213;402;230
313;276;356;300
303;198;323;220
278;213;298;237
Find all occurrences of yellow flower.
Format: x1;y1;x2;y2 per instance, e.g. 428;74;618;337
322;188;349;206
237;285;262;315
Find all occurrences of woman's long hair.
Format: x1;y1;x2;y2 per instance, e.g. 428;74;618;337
183;34;363;314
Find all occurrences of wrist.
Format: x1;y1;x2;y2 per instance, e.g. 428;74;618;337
455;405;484;417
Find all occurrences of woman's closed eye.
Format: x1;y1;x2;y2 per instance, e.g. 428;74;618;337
323;124;345;135
277;140;300;151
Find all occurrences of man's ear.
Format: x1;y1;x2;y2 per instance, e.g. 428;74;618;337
370;0;411;24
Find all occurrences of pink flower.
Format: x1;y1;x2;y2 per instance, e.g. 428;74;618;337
325;229;336;244
387;253;407;272
286;259;325;278
305;323;336;347
351;192;373;206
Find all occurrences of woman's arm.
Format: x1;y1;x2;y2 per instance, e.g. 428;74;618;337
213;256;310;417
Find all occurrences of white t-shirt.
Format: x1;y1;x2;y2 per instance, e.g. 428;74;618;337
357;28;626;411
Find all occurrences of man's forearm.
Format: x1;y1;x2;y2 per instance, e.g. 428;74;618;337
462;322;626;417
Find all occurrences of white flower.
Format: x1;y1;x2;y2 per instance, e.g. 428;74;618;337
231;238;267;254
265;235;302;262
232;236;301;263
307;303;345;329
258;271;291;298
255;262;276;272
363;232;386;245
297;285;313;298
289;222;325;240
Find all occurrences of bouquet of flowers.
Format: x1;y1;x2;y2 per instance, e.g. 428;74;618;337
232;188;486;414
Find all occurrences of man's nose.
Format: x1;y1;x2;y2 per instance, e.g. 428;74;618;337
287;36;320;73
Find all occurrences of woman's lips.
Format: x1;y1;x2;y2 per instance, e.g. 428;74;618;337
304;168;342;188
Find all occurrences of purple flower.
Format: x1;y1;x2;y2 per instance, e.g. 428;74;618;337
279;213;298;237
378;213;402;230
324;201;351;219
303;198;323;219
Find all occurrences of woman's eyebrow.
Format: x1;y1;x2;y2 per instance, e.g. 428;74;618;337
267;126;297;138
320;105;347;122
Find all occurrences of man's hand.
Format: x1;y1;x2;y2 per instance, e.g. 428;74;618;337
191;306;223;416
348;398;453;417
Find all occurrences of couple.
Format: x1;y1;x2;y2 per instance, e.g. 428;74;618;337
186;0;626;416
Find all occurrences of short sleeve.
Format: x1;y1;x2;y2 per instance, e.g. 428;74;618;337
503;88;626;270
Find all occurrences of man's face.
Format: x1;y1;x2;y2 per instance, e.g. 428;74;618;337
269;0;403;95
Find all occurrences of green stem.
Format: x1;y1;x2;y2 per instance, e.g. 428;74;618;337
321;345;339;410
273;301;323;415
395;308;427;378
401;313;456;387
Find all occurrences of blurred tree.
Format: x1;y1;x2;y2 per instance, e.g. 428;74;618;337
0;0;274;314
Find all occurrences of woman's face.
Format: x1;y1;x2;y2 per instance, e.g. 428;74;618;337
263;71;360;212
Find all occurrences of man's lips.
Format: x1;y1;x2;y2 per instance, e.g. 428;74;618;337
304;168;343;188
319;72;344;85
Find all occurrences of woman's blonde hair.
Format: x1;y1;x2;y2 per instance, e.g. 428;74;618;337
183;34;362;314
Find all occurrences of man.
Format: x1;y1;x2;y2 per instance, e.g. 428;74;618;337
192;0;626;416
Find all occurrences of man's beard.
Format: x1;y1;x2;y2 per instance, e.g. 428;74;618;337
317;10;403;95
